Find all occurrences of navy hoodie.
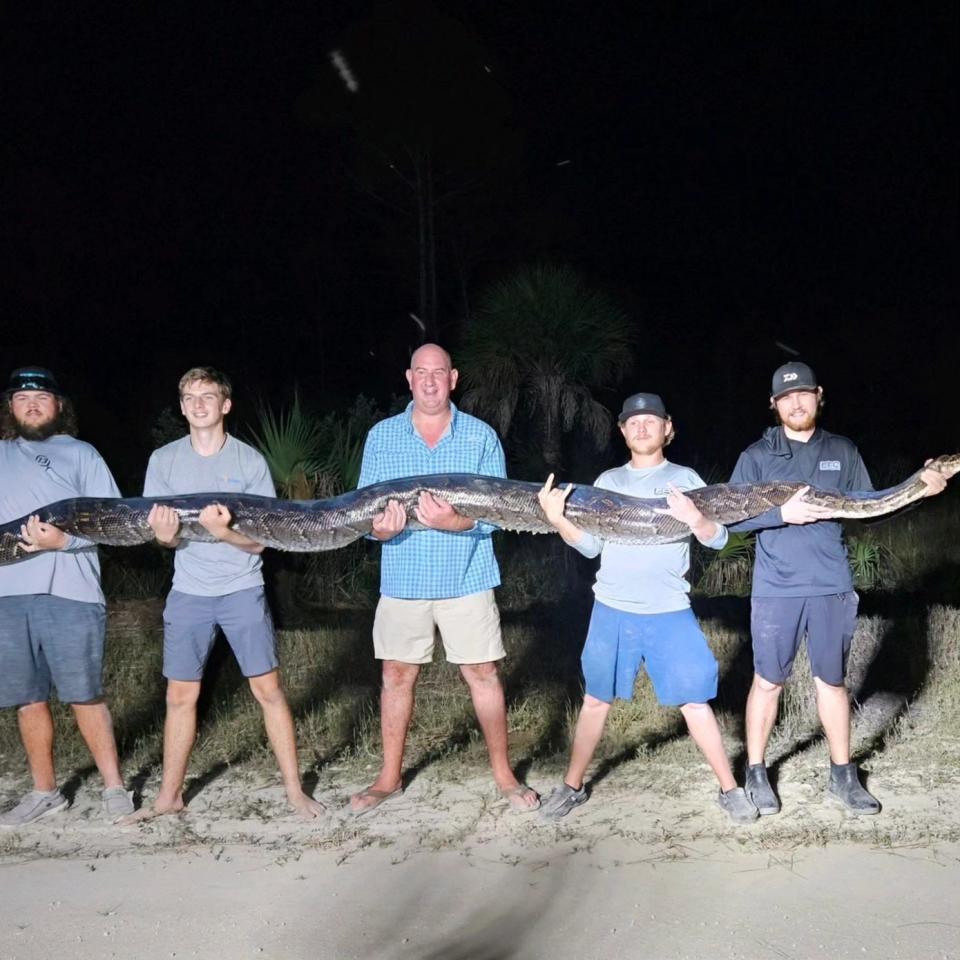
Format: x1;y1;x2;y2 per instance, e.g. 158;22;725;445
729;426;872;597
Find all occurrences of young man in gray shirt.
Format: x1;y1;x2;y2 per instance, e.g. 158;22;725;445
0;367;133;827
537;393;757;822
125;367;323;822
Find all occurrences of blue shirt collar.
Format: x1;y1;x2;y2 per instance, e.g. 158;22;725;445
403;400;460;438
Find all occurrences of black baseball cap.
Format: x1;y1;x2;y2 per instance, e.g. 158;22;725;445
5;367;63;397
771;362;818;399
618;392;669;423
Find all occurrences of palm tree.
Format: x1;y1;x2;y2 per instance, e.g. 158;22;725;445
247;393;327;499
458;264;634;473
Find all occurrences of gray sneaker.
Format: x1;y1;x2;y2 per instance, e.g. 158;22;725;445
745;763;781;815
102;787;135;823
0;789;68;829
827;762;880;815
539;782;588;820
716;787;760;823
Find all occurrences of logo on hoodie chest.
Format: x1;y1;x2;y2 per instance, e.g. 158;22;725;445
819;461;841;472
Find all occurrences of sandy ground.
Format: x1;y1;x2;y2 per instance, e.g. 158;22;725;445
2;759;960;960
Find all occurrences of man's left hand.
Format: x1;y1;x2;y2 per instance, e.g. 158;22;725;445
920;461;948;498
19;515;69;553
415;491;473;532
198;503;233;539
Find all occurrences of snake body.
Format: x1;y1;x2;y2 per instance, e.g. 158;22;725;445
0;454;957;566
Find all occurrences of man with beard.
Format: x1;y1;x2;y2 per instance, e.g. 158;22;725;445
350;343;539;815
730;362;946;816
0;367;133;827
537;392;758;822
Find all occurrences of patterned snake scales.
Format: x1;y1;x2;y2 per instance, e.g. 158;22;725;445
0;454;957;566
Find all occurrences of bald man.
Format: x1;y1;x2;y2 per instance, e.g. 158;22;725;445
350;344;539;815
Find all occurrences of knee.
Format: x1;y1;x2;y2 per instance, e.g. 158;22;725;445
753;675;783;695
813;677;847;696
582;694;611;712
381;661;420;692
17;700;49;716
165;682;201;710
248;674;287;708
679;701;711;718
460;661;499;688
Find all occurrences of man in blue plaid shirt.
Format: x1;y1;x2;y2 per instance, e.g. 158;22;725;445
349;344;540;815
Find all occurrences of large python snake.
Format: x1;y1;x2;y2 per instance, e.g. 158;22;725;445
0;454;957;566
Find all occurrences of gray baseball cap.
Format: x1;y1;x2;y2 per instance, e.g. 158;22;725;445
771;362;818;399
618;392;668;423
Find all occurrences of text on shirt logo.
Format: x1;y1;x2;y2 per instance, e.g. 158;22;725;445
819;460;841;471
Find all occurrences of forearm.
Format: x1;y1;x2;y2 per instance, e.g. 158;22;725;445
690;517;724;547
727;506;784;533
550;515;586;549
215;529;265;554
692;519;726;548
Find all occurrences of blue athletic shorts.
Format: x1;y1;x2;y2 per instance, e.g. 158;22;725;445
580;601;718;706
751;592;858;686
0;594;107;707
162;587;278;681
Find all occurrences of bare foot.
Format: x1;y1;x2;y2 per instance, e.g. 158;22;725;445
118;796;185;826
497;779;540;812
288;792;325;819
350;779;403;815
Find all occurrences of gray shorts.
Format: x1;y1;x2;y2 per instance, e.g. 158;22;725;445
163;587;278;681
751;592;859;686
0;594;107;707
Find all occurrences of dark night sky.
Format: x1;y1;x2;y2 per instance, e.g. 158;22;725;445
4;2;957;489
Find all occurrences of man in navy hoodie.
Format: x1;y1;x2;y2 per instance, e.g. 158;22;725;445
730;362;946;815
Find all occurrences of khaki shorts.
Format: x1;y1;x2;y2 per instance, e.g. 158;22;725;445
373;590;506;665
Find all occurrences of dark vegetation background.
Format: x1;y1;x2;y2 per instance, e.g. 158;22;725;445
3;2;956;495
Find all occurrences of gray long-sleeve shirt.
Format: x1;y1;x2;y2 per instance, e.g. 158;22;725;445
729;426;872;597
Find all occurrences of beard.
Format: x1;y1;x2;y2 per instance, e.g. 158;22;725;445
778;408;817;432
625;435;666;457
13;413;63;441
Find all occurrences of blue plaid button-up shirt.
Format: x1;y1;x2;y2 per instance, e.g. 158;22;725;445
358;402;505;599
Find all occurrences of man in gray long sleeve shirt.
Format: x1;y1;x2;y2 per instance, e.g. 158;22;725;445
730;362;946;816
537;392;758;823
0;367;133;828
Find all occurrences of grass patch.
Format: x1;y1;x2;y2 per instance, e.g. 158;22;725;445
2;524;960;839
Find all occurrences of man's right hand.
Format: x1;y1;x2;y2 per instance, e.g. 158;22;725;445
148;504;181;545
779;486;835;525
372;499;407;540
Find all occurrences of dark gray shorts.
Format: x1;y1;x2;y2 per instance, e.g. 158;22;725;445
0;594;107;707
751;592;859;685
162;587;278;681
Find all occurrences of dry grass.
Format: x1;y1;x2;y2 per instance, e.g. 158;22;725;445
2;588;959;849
